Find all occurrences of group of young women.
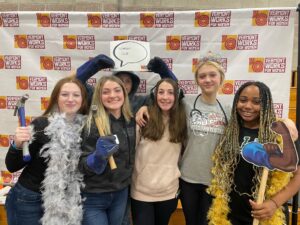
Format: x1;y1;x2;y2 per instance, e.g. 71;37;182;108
4;53;300;225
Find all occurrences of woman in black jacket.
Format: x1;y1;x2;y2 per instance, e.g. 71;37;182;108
79;75;135;225
5;76;88;225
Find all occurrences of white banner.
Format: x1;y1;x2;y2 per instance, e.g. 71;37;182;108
0;9;295;173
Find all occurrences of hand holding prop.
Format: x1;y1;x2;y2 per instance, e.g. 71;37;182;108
250;121;298;225
91;105;117;170
13;94;31;162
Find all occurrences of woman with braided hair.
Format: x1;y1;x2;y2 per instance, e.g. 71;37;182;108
208;81;300;225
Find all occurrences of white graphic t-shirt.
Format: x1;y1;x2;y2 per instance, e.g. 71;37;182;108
180;97;230;185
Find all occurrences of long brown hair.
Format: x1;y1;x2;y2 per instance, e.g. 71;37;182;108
141;78;187;145
43;76;88;116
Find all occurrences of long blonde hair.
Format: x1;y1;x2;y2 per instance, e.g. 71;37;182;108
85;76;132;135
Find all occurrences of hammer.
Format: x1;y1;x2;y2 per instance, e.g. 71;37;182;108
13;94;31;162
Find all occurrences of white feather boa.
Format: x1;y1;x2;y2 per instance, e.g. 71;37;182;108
40;113;85;225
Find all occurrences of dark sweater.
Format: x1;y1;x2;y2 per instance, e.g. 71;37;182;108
79;114;136;193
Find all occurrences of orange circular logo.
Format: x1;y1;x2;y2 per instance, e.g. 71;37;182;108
41;98;49;110
197;15;209;27
0;136;9;147
16;36;27;48
169;38;180;50
252;61;264;72
25;117;31;126
42;58;53;70
65;37;76;49
40;15;50;27
225;38;236;50
19;78;29;90
222;83;233;94
0;58;4;69
91;16;101;27
0;98;6;109
142;16;154;27
255;13;267;26
1;172;12;183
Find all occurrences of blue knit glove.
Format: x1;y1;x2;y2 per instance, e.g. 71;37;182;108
147;57;177;81
86;135;119;174
76;54;115;83
241;142;274;170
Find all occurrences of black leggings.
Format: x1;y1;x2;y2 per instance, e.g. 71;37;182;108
179;179;212;225
131;198;178;225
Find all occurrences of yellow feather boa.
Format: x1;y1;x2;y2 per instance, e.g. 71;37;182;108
208;160;292;225
208;118;297;224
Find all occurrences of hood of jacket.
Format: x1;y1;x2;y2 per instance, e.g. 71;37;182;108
113;71;140;97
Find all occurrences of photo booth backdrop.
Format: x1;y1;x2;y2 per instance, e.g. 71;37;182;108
0;8;295;178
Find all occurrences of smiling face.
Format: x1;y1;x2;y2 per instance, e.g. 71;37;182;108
101;80;125;118
156;81;175;115
58;82;83;117
237;85;261;129
196;64;223;96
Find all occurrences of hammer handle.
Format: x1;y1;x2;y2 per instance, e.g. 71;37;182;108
94;117;117;170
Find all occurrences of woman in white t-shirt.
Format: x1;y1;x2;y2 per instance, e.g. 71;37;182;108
179;56;229;225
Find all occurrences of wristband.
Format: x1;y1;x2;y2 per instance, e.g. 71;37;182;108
10;141;22;151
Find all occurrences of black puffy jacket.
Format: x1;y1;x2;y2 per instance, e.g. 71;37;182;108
79;114;136;193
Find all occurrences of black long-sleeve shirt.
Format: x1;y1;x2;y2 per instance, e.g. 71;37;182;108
5;117;49;193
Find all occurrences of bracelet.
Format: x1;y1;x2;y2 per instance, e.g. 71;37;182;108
11;141;23;151
270;198;279;208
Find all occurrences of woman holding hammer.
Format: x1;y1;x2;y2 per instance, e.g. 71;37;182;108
5;76;89;225
78;75;135;225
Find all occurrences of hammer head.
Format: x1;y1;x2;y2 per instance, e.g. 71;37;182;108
19;94;29;104
14;94;29;116
91;105;98;114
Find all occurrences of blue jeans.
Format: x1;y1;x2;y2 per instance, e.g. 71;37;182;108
121;196;131;225
5;182;43;225
82;187;128;225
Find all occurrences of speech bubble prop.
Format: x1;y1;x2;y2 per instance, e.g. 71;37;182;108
241;121;298;172
110;40;150;71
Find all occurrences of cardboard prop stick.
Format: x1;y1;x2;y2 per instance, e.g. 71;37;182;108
241;120;298;225
91;105;117;170
252;168;268;225
13;94;31;162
